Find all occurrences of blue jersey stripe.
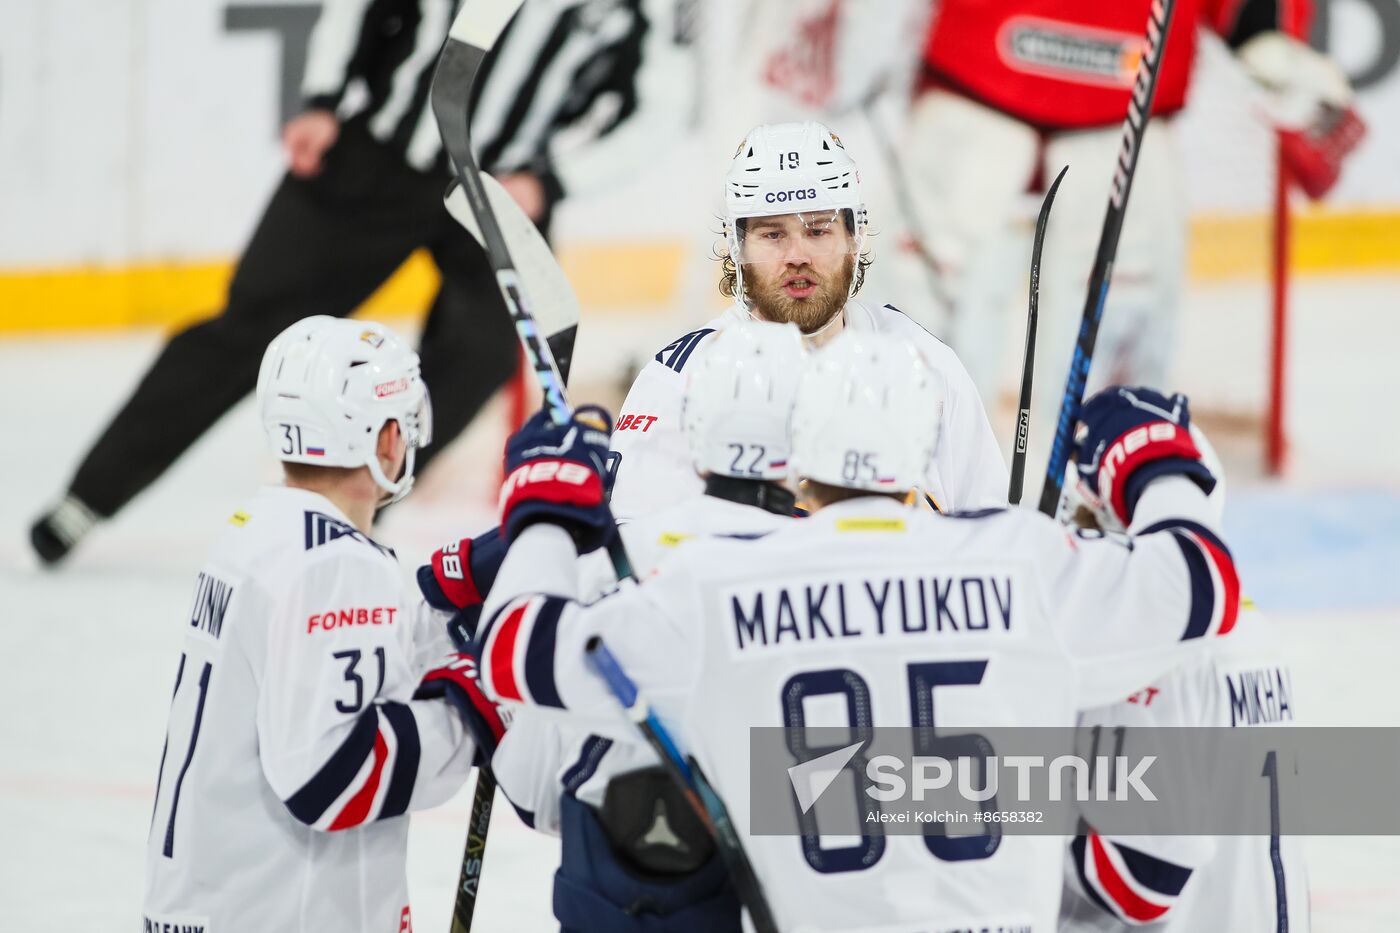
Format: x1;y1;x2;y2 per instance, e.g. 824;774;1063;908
379;702;421;819
1113;839;1194;896
562;735;614;796
524;597;566;709
284;709;379;825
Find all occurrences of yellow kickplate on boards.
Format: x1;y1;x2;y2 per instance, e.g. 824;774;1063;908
229;511;251;526
835;518;906;532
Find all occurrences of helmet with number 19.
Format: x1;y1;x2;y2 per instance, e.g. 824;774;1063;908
723;122;869;335
791;331;945;495
256;316;432;505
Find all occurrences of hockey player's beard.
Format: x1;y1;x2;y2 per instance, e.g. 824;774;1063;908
745;257;854;334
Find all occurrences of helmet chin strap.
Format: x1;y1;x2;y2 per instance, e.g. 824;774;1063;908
368;437;417;507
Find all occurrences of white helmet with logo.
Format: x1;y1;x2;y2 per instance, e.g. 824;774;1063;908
791;331;944;494
681;320;805;482
256;316;432;504
724;121;867;299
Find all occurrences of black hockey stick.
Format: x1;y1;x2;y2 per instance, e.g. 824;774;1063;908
429;3;637;928
1036;0;1179;517
586;637;781;933
1008;164;1068;505
448;770;496;933
430;9;528;930
431;0;633;579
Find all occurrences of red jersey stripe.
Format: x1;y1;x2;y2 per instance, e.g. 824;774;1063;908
1090;833;1172;923
328;727;389;830
488;601;531;702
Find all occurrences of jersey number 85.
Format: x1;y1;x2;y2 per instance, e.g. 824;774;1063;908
781;660;1000;873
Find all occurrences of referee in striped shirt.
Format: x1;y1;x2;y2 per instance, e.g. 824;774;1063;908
32;0;687;564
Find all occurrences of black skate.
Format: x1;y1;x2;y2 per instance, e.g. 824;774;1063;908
30;495;99;565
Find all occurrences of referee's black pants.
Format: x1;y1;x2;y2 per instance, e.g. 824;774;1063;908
68;119;524;518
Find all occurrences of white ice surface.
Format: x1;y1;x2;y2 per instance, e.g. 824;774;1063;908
2;326;1398;931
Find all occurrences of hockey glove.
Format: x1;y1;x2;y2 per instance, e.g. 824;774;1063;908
500;405;614;551
1073;386;1216;528
417;527;509;647
415;654;508;764
1238;31;1366;199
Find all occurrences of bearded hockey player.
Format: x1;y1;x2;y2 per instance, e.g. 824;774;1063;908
142;317;502;933
1059;429;1307;932
607;120;1008;520
473;330;1241;932
419;320;806;932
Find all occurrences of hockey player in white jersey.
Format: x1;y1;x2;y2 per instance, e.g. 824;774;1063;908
473;330;1242;933
608;120;1008;519
142;316;503;933
417;321;806;932
1059;432;1307;932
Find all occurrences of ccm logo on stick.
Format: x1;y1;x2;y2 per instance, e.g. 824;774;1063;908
616;414;658;432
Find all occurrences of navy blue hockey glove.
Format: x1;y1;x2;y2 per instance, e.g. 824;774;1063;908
415;654;507;765
417;527;508;648
499;405;614;551
1073;386;1216;527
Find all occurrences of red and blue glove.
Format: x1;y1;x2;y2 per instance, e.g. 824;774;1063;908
417;528;508;648
1073;386;1216;527
415;654;507;764
499;405;614;551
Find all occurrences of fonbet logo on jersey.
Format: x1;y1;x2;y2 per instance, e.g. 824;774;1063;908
789;739;1157;818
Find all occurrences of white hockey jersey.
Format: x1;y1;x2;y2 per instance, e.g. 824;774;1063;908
491;492;795;833
143;486;475;933
1060;602;1308;932
478;478;1241;932
607;299;1009;520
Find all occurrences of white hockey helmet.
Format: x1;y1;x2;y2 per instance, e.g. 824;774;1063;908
256;316;432;504
791;331;945;494
681;320;806;482
724;122;868;296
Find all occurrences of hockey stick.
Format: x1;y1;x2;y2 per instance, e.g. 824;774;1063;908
432;0;633;579
1008;164;1068;505
448;770;496;933
1036;0;1179;517
585;636;781;933
444;178;580;382
430;4;637;928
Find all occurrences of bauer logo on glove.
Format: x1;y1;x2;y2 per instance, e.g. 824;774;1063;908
1073;386;1216;530
499;406;615;550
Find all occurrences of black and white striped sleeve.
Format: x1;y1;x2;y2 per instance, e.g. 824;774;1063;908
546;0;690;196
301;0;379;112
